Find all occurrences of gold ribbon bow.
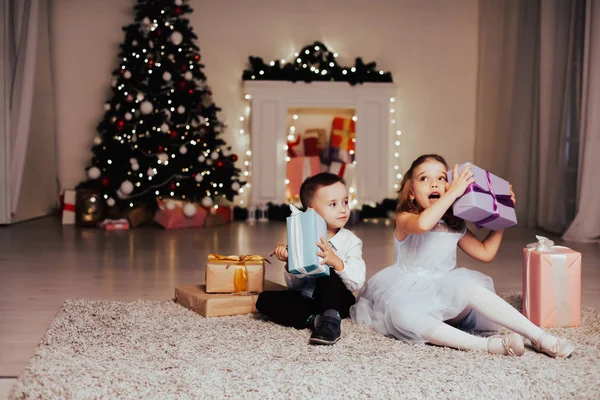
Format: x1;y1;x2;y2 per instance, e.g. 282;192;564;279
208;254;270;294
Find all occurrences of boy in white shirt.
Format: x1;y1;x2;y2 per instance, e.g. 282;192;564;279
256;173;366;345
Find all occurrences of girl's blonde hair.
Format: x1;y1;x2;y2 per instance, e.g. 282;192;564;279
395;154;464;231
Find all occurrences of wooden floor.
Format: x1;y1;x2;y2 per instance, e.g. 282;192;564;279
1;217;599;396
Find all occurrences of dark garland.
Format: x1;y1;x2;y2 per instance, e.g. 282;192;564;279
242;41;392;86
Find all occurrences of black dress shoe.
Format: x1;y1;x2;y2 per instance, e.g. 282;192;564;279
309;309;341;345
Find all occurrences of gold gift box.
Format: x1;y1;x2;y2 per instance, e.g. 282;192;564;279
205;254;267;294
175;281;284;318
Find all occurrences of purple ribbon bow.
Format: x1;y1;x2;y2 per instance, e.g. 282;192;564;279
462;171;514;228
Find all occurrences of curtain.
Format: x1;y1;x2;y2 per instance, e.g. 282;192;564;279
475;0;587;235
563;0;600;243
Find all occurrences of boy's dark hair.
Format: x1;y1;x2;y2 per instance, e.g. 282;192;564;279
299;172;346;209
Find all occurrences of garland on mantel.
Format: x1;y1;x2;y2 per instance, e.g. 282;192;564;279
242;41;393;86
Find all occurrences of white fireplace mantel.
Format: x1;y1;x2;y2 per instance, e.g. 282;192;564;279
244;80;396;206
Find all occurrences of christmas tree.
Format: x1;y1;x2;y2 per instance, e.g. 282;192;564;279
78;0;243;214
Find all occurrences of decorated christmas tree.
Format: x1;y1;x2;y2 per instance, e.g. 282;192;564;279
78;0;243;215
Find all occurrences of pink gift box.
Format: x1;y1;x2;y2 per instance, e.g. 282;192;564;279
447;163;517;231
154;199;208;230
286;156;322;199
522;236;582;328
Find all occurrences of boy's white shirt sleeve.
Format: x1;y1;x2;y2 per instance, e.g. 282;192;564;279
329;229;366;292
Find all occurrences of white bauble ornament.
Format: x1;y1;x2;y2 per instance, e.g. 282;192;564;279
179;145;187;154
132;133;137;142
129;158;137;165
166;200;176;210
160;123;169;132
136;93;144;101
87;166;101;180
211;151;219;160
93;136;102;145
164;109;171;119
115;104;121;110
147;167;155;177
142;17;150;26
125;112;132;120
175;0;182;5
157;153;169;163
201;197;213;208
104;103;111;111
106;197;116;207
140;101;153;114
120;180;134;195
184;71;193;81
168;54;175;61
162;71;172;81
191;119;199;127
197;155;205;162
206;159;212;166
177;105;185;114
116;189;127;199
195;174;203;182
183;203;197;218
232;182;240;191
131;163;139;171
198;116;207;125
124;70;132;79
132;40;138;46
170;31;183;46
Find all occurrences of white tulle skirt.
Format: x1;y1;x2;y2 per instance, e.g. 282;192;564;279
350;265;499;343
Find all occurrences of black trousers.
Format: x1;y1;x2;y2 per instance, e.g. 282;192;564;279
256;268;356;329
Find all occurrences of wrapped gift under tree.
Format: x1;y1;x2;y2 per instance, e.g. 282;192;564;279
328;117;355;164
286;205;329;278
61;189;77;225
447;162;517;231
154;198;208;229
522;236;582;328
205;254;268;294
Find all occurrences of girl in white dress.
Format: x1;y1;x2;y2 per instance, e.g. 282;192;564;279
351;154;575;357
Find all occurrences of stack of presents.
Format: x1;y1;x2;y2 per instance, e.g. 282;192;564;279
60;190;233;231
175;254;284;317
449;163;582;329
286;116;355;202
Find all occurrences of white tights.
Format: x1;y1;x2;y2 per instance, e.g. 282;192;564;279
423;285;551;352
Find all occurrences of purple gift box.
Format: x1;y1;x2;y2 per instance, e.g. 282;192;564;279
447;163;517;231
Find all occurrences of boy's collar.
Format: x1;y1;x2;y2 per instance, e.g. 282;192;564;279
328;228;346;250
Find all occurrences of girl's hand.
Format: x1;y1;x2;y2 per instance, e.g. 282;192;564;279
316;237;343;271
509;184;517;205
446;164;475;199
270;243;288;262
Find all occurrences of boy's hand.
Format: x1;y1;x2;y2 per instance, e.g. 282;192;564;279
316;237;343;271
270;243;288;262
509;184;517;205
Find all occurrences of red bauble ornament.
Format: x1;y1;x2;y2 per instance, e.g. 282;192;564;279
170;183;176;190
181;64;187;71
156;29;162;35
148;59;154;68
178;80;187;89
170;130;177;138
158;146;163;151
101;178;109;186
188;89;193;94
117;120;125;128
194;54;200;61
231;154;238;162
217;161;223;167
175;7;182;15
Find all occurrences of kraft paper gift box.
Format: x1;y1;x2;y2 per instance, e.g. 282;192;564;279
154;199;208;229
522;235;582;328
286;156;322;199
175;280;285;318
205;254;267;294
286;205;329;278
447;162;517;231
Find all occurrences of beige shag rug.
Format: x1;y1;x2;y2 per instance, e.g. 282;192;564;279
10;295;600;399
